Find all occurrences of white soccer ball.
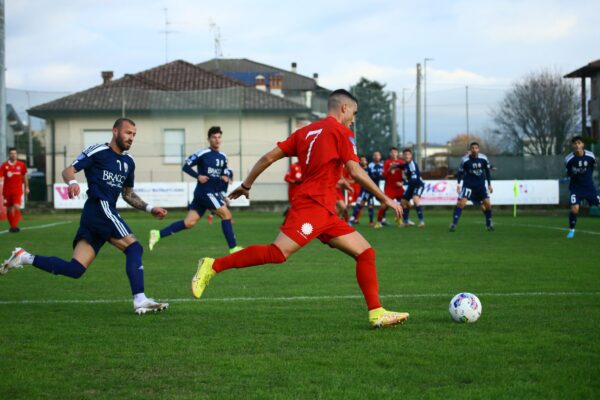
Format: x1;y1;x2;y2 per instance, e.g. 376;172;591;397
449;292;482;323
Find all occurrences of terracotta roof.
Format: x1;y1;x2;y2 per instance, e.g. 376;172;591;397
564;59;600;78
29;60;309;117
197;58;329;92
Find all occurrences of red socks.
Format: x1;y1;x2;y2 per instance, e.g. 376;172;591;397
377;208;385;222
7;208;18;229
213;244;286;273
355;248;381;310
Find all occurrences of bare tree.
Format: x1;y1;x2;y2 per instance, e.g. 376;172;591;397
491;70;580;155
447;133;502;156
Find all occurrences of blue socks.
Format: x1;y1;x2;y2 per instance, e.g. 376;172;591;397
416;206;424;223
403;208;410;223
484;209;492;227
368;207;374;223
221;219;237;249
352;204;362;220
32;256;86;279
452;207;462;225
124;242;144;295
569;212;577;229
159;220;186;238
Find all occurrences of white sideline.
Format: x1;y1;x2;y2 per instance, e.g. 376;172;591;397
0;221;71;235
495;222;600;236
0;291;599;305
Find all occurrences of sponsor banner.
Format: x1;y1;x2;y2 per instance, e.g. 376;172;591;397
417;179;558;205
54;181;250;209
187;181;250;207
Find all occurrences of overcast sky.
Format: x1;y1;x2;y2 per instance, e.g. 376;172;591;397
6;0;599;143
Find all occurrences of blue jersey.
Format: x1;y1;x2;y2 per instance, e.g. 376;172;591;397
457;153;491;188
403;160;424;186
220;168;233;193
366;161;384;184
183;147;229;194
565;150;596;191
71;143;135;207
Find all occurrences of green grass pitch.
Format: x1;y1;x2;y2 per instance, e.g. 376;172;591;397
1;209;599;399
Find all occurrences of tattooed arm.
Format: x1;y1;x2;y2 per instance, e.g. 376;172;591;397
122;187;168;219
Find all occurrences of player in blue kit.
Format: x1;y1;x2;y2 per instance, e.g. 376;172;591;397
400;148;425;228
564;136;599;239
1;118;170;314
149;126;242;253
449;142;494;232
349;151;384;226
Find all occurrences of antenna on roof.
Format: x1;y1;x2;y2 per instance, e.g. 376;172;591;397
209;19;223;59
160;8;176;63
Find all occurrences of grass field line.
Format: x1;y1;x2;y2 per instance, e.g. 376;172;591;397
493;221;600;236
0;221;72;235
1;291;599;305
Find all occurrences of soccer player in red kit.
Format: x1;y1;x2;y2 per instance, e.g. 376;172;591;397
1;148;29;232
191;89;409;328
374;147;405;228
284;160;302;203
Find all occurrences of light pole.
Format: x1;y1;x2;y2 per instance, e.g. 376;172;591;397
423;57;433;166
465;85;470;144
402;88;408;149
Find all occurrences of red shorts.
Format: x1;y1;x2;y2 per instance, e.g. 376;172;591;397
385;187;404;202
280;198;355;247
3;192;23;207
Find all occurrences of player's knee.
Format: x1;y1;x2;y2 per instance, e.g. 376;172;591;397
184;218;198;228
356;247;375;262
124;241;144;257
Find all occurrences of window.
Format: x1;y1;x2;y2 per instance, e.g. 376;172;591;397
83;130;112;148
164;129;185;164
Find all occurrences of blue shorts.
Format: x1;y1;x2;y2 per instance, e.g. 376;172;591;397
73;199;133;254
402;183;425;200
189;191;226;216
460;185;489;205
358;189;375;205
569;188;600;206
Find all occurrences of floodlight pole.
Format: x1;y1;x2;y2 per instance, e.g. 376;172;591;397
416;63;422;170
423;58;433;165
0;0;6;161
402;88;407;148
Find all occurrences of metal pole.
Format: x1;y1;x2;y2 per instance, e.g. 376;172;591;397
0;0;6;161
390;91;398;148
581;77;587;136
26;91;33;167
416;63;422;170
402;88;407;148
466;85;470;143
424;58;433;163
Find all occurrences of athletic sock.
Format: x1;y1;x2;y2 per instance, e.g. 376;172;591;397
221;219;237;248
7;209;17;229
403;208;410;223
368;207;374;223
351;204;362;221
159;220;186;238
355;207;363;221
124;242;145;295
213;244;286;273
416;206;424;222
452;207;462;225
377;208;386;223
355;248;381;310
484;209;492;227
32;256;86;279
569;212;577;229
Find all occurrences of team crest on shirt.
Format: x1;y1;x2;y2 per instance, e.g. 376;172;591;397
300;223;313;237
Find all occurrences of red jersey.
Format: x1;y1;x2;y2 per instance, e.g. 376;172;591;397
277;116;359;213
284;162;303;201
1;160;27;195
383;158;404;196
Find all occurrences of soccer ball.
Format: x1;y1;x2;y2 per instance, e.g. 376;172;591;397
449;292;482;323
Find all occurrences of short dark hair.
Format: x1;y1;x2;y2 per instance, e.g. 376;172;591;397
113;117;136;130
469;142;480;147
8;147;17;152
389;147;399;152
208;126;222;138
402;148;412;154
571;135;584;144
327;89;358;110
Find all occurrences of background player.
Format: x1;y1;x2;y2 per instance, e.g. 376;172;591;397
400;148;425;228
450;142;493;232
349;151;383;226
1;118;169;314
149;126;242;254
374;147;404;228
1;147;29;232
191;89;408;328
564;136;599;239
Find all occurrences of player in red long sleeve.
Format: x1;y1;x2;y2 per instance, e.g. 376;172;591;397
191;89;408;328
1;148;29;233
374;147;405;228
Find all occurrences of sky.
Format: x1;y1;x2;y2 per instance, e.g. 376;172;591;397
6;0;600;144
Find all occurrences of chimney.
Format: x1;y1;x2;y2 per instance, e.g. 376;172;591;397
291;62;297;73
255;74;267;91
312;73;319;84
101;71;113;85
270;75;283;97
